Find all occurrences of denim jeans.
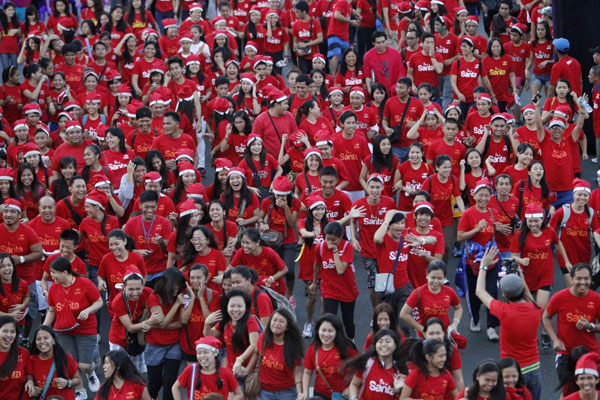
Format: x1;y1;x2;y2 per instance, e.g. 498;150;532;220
259;387;298;400
0;53;18;84
439;74;453;111
522;367;541;400
552;190;573;208
155;10;175;34
392;146;409;163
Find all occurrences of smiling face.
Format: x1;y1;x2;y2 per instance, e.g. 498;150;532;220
375;334;396;358
0;322;16;351
0;257;13;283
270;312;288;336
35;329;55;355
426;345;447;371
571;267;591;296
228;174;243;191
227;295;246;321
196;347;216;368
109;236;126;258
318;321;336;345
502;366;519;388
103;356;117;379
427;269;445;292
576;373;599;395
476;371;498;394
376;311;391;330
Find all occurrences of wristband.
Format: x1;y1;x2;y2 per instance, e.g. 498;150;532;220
67;379;72;388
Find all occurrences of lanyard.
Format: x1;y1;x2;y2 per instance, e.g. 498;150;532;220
141;216;156;246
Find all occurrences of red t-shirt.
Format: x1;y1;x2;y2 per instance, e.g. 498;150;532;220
504;40;531;77
55;198;86;229
332;133;371;191
401;227;444;288
363;156;399;197
416;126;444;157
47;276;101;336
482;135;513;174
98;252;147;314
545;288;600;354
303;344;358;397
123;215;171;274
178;289;220;355
341;105;379;139
0;223;41;284
397;161;432;211
593;85;600;138
531;40;553;75
177;365;239;400
257;332;300;391
79;215;121;266
151;133;196;161
352;196;397;258
189;249;226;293
206;221;238;250
465;112;492;143
314;240;358;302
450;57;482;103
51;142;87;172
549;206;599;267
355;358;398;400
260;197;301;244
109;286;153;348
539;135;574;191
238;154;280;189
230;246;286;295
215;316;261;369
312;189;352;221
126;128;159;159
383;96;425;147
490;299;542;367
0;347;29;400
43;253;87;277
421;174;461;226
27;353;79;400
426;139;466;177
488;195;519;252
92;380;145;400
327;0;352;41
264;26;290;53
434;32;459;75
482;55;514;103
408;51;443;87
375;234;408;289
146;292;180;345
27;216;71;279
295;172;322;203
101;149;135;190
406;284;460;330
221;193;260;222
550;56;582;96
404;368;456;400
0;279;28;325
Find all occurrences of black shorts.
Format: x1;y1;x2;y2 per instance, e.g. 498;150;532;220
181;351;196;362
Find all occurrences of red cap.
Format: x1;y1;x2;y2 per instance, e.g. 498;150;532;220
180;32;194;43
3;198;21;213
123;265;144;281
178;199;199;217
367;173;384;184
23;103;42;115
477;93;492;103
306;195;326;210
227;167;246;179
522;104;536;114
455;6;468;14
143;171;162;183
213;97;230;114
473;178;492;193
554;105;573;121
195;336;222;353
315;130;333;147
512;23;528;34
57;111;74;121
185;54;200;66
22;143;40;159
85;189;108;210
214;158;233;172
524;203;544;218
398;2;411;13
312;53;326;64
14;119;28;131
189;2;203;11
573;178;591;194
245;41;258;52
328;86;344;97
413;201;435;215
64;101;81;110
0;168;14;181
349;87;365;98
186;182;205;199
85;91;102;103
490;113;508;123
178;161;196;177
178;84;195;101
303;147;322;160
289;131;305;148
127;100;144;117
246;134;263;146
268;89;288;104
89;174;111;189
574;353;600;377
117;84;132;97
162;18;177;29
272;176;293;195
176;148;195;162
461;35;475;47
240;73;256;84
65;120;82;132
105;69;121;82
466;16;479;25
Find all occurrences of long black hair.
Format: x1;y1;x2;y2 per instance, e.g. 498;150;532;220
145;150;170;191
104;5;127;34
518;210;547;251
223;174;253;211
244;136;267;170
422;318;455;371
409;338;446;376
175;210;200;249
343;328;410;377
182;225;219;267
372;135;394;172
311;313;355;360
49;256;82;277
262;309;304;369
97;350;146;400
153;267;186;306
370;302;400;339
231;110;252;134
23;5;40;35
296;99;317;126
310;69;329;101
196;351;224;390
555;78;578;117
526;160;549;201
127;0;146;25
52;0;72;17
368;82;388;123
338;47;361;76
219;289;252;352
107;127;127;154
0;2;18;35
497;358;526;390
0;316;18;378
305;204;328;248
554;345;590;393
465;360;506;400
0;253;19;296
31;326;70;378
16;162;45;203
532;20;552;47
53;157;77;201
81;144;102;183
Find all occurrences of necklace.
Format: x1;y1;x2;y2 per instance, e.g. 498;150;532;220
111;381;124;398
62;276;76;295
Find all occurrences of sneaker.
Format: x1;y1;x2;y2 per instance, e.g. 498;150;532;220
288;295;296;309
75;389;88;400
487;327;499;342
87;370;100;392
303;322;313;338
593;158;598;163
469;319;481;332
541;333;552;352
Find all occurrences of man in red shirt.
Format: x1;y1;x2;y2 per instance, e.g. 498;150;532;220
364;31;405;94
407;32;443;91
382;77;425;162
56;176;87;230
315;132;350;189
0;198;43;338
126;107;158;159
151;112;197;170
251;88;299;156
292;1;323;73
590;65;600;163
549;38;583;97
52;121;89;179
55;42;85;93
434;16;459;111
543;264;600;383
475;113;519;174
312;166;354;224
350;173;396;309
326;0;359;74
288;74;315;117
341;87;379;140
426;118;466;177
477;247;542;400
166;57;198;107
124;190;171;284
90;41;118;88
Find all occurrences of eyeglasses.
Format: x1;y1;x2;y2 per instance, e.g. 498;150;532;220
191;237;207;243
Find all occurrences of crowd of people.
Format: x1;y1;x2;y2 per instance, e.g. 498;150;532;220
1;0;600;399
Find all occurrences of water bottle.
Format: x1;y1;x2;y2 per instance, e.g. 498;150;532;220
579;96;594;114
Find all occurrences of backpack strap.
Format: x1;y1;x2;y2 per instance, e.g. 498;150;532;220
189;363;197;400
558;204;571;239
82;114;88;127
64;198;83;226
516;180;525;217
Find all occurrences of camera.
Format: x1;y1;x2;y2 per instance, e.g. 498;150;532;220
532;91;541;103
499;258;520;277
510;216;522;231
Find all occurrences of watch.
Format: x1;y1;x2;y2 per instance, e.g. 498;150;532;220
480;265;488;271
587;323;596;333
19;256;25;264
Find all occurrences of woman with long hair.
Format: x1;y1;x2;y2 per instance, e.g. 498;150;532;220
21;64;52;122
0;3;21;76
1;66;23;125
459;148;495;207
204;289;260;382
253;309;305;398
218;111;252;166
363;302;403;350
395;142;432;213
345;329;407;400
511;160;551;218
451;37;483;116
172;336;242;400
302;314;357;399
422;317;465;392
50;157;77;202
144;268;186;400
102;128;135;191
43;256;103;397
82;144;112;192
0;316;29;399
530;20;554;100
367;83;388;130
498;357;533;400
131;40;160;98
232;73;262;118
293;147;323;204
309;222;359;340
503;143;534;189
335;48;365;104
103;5;133;50
24;140;51;188
482;37;517;112
179;264;221;365
97;349;150;400
206;200;238;260
541;78;578;125
220;167;260;226
166;200;201;269
457;360;507;400
47;0;77;35
124;0;158;40
182;226;226;292
238;135;283;200
17;34;41;67
15;162;46;220
144;150;174;191
169;163;198;207
7;119;30;168
400;338;458;399
0;253;29;325
360;135;399;197
407;106;445;157
114;33;138;86
297;100;334;143
25;326;80;400
98;229;147;315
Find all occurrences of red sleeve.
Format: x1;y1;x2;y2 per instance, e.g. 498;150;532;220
83;278;101;303
449;287;460;306
340;241;354;263
509;233;520;253
303;344;316;369
450;60;458;75
452;180;461;197
269;248;286;271
404;369;420;390
177;365;193;387
136;254;147;277
433;231;444;254
67;353;79;378
247;314;261;333
112;294;128;317
256;292;275;317
405;289;418;308
457;209;472;231
166;230;178;253
550;64;560;86
545;292;558;316
548;207;563;229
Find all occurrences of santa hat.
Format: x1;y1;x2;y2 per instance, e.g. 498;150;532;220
289;131;305;148
117;84;132;97
176;149;195;163
22;143;41;159
58;111;74;121
214;158;233;172
272;176;293;195
64;101;81;111
65;120;82;132
549;118;566;129
445;103;461;115
306;195;326;210
189;2;203;12
3;198;21;213
186;183;205;199
178;199;199;217
524;203;544;219
349;87;365;98
554;105;573;121
477;93;492;104
268;89;288;104
127;100;144;118
90;175;112;189
522;104;536;114
512;23;528;34
461;35;475;47
367;173;384;185
0;168;14;181
178;161;196;177
86;91;102;104
466;16;479;25
490;113;508;123
123;265;144;281
473;178;492;193
83;70;99;81
328;86;344;97
315;130;333;147
573;178;591;194
413;201;435;215
195;336;222;353
180;32;194;43
227;167;246;179
241;73;256;85
253;57;268;70
312;53;326;64
245;41;258;53
178;85;195;101
143;171;162;184
14;119;28;131
455;6;468;14
304;147;322;160
213;97;230;114
105;70;121;82
23;103;41;115
149;92;164;107
85;189;108;210
246;134;263;146
574;353;600;377
162;18;177;29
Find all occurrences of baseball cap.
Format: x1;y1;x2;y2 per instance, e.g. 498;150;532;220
500;274;524;298
553;38;570;52
540;6;552;16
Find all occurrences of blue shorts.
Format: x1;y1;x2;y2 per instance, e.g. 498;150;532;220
532;73;551;87
327;35;349;58
144;342;182;366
